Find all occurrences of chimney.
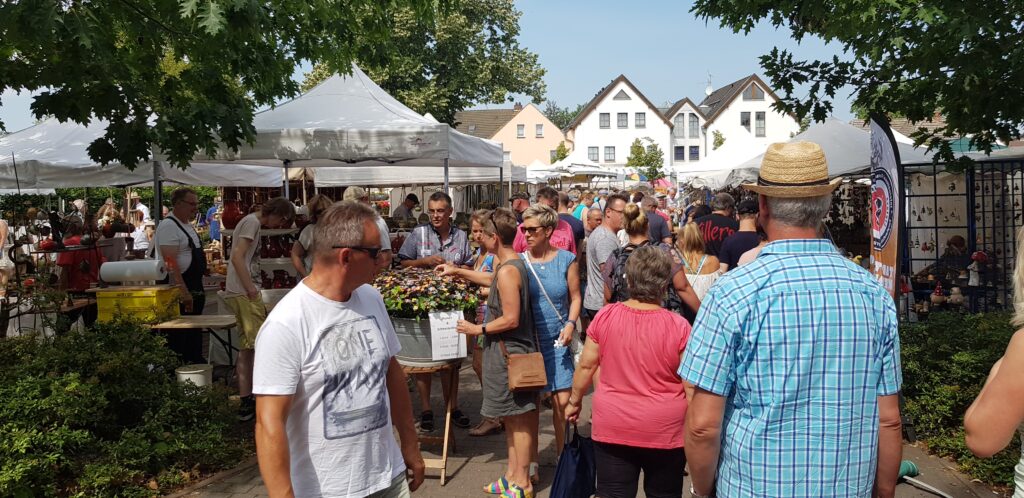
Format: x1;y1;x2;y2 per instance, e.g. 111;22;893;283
513;102;523;112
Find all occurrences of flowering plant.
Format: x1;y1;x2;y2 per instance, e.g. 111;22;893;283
373;268;478;319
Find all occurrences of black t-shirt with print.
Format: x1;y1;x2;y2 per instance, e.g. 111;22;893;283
693;213;739;257
719;231;762;270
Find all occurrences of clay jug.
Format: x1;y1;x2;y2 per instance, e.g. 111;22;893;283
221;200;244;229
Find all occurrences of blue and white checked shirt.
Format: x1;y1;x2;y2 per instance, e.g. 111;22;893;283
678;239;902;498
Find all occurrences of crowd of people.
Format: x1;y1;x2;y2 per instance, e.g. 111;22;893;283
244;141;931;498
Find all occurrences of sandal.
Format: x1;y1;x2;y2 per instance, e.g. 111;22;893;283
469;417;503;436
419;410;434;432
529;462;539;484
483;476;510;494
452;409;471;429
501;482;534;498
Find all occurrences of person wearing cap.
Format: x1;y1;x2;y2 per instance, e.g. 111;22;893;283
342;186;393;269
129;192;151;222
680;142;902;498
509;192;530;224
392;193;420;221
717;198;761;272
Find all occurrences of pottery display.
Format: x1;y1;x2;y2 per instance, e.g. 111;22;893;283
221;199;244;230
949;287;965;306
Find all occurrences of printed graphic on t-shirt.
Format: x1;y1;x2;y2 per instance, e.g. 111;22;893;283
319;316;390;440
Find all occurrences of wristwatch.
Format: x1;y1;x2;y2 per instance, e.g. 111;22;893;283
481;323;487;335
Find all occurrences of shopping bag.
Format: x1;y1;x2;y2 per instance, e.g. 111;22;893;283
550;422;596;498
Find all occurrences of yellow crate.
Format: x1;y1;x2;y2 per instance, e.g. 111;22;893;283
95;287;180;323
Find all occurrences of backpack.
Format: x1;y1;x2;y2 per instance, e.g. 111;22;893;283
608;241;686;314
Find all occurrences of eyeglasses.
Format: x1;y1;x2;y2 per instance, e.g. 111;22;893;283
519;225;546;235
332;245;385;261
607;207;624;215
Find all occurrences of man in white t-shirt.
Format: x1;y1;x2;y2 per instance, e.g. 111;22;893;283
254;200;423;498
224;197;294;422
129;191;151;222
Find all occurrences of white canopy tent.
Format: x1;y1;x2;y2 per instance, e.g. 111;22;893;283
680;118;939;189
181;64;503;193
0;119;290;188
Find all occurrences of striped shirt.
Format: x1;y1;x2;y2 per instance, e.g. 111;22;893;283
678;239;902;498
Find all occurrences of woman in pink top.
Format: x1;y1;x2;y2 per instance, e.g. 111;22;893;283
566;245;694;498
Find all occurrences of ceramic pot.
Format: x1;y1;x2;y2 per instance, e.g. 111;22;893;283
392;317;461;368
221;200;244;230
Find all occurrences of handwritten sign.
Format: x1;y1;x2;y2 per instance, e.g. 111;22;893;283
429;310;466;361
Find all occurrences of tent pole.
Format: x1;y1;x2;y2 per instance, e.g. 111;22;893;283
499;165;504;206
153;161;163;222
443;158;450;194
283;161;290;200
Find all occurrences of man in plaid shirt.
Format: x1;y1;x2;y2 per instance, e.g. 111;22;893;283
679;142;903;498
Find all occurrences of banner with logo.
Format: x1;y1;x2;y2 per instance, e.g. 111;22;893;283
869;114;903;298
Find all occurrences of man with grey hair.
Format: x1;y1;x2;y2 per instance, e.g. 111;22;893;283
254;201;424;498
693;192;738;257
681;142;903;498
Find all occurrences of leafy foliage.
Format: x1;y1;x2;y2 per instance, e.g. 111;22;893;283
692;1;1024;163
302;0;545;124
373;268;478;319
625;138;666;181
543;101;586;131
900;311;1019;486
712;130;726;150
0;0;438;169
0;319;247;496
553;142;570;163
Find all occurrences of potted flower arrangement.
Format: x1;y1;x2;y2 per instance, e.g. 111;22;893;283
373;268;478;367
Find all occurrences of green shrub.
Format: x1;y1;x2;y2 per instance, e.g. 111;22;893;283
900;311;1019;487
0;319;247;497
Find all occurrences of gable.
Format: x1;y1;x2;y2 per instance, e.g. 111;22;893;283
491;103;564;139
566;75;673;131
698;74;797;125
613;89;632;100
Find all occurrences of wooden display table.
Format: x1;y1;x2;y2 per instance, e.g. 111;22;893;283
151;315;239;367
401;360;461;486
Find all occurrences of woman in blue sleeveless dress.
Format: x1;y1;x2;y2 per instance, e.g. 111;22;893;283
519;204;582;466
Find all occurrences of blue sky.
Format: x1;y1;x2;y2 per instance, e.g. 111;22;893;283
0;1;854;132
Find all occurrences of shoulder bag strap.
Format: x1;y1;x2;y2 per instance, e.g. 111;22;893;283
496;259;544;356
520;251;566;325
696;254;707;273
166;216;197;250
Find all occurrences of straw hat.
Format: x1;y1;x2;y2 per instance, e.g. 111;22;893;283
129;192;141;199
742;141;841;198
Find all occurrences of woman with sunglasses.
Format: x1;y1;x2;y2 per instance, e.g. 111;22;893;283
455;208;539;498
519;203;582;474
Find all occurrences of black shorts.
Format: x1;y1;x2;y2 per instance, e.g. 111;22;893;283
593;440;687;498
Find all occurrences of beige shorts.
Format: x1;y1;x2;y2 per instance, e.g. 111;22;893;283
223;294;267;349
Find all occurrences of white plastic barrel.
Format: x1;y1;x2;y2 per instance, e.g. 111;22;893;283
175;364;213;387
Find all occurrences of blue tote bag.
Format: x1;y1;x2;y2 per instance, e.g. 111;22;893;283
550;423;596;498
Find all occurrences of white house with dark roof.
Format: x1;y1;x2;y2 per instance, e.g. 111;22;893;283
681;74;801;166
564;75;673;169
663;97;707;167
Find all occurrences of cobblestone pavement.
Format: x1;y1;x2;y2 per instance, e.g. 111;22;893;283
171;363;1004;498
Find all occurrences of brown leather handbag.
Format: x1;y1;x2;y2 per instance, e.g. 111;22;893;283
500;338;547;391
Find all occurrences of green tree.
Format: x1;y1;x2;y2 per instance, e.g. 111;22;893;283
302;0;545;124
543;101;586;130
625;138;666;182
0;0;437;169
553;141;570;162
712;130;726;150
692;0;1024;162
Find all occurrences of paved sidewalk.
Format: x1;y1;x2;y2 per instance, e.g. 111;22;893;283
171;363;1005;498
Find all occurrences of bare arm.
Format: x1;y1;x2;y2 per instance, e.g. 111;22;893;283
160;244;193;310
290;240;307;278
440;264;497;287
401;255;444;268
386;357;424;491
255;395;295;498
685;387;726;496
672;270;701;315
965;330;1024;457
875;394;903;498
719;262;729;273
230;236;259;298
565;338;600;422
556;261;583;346
457;265;521;336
